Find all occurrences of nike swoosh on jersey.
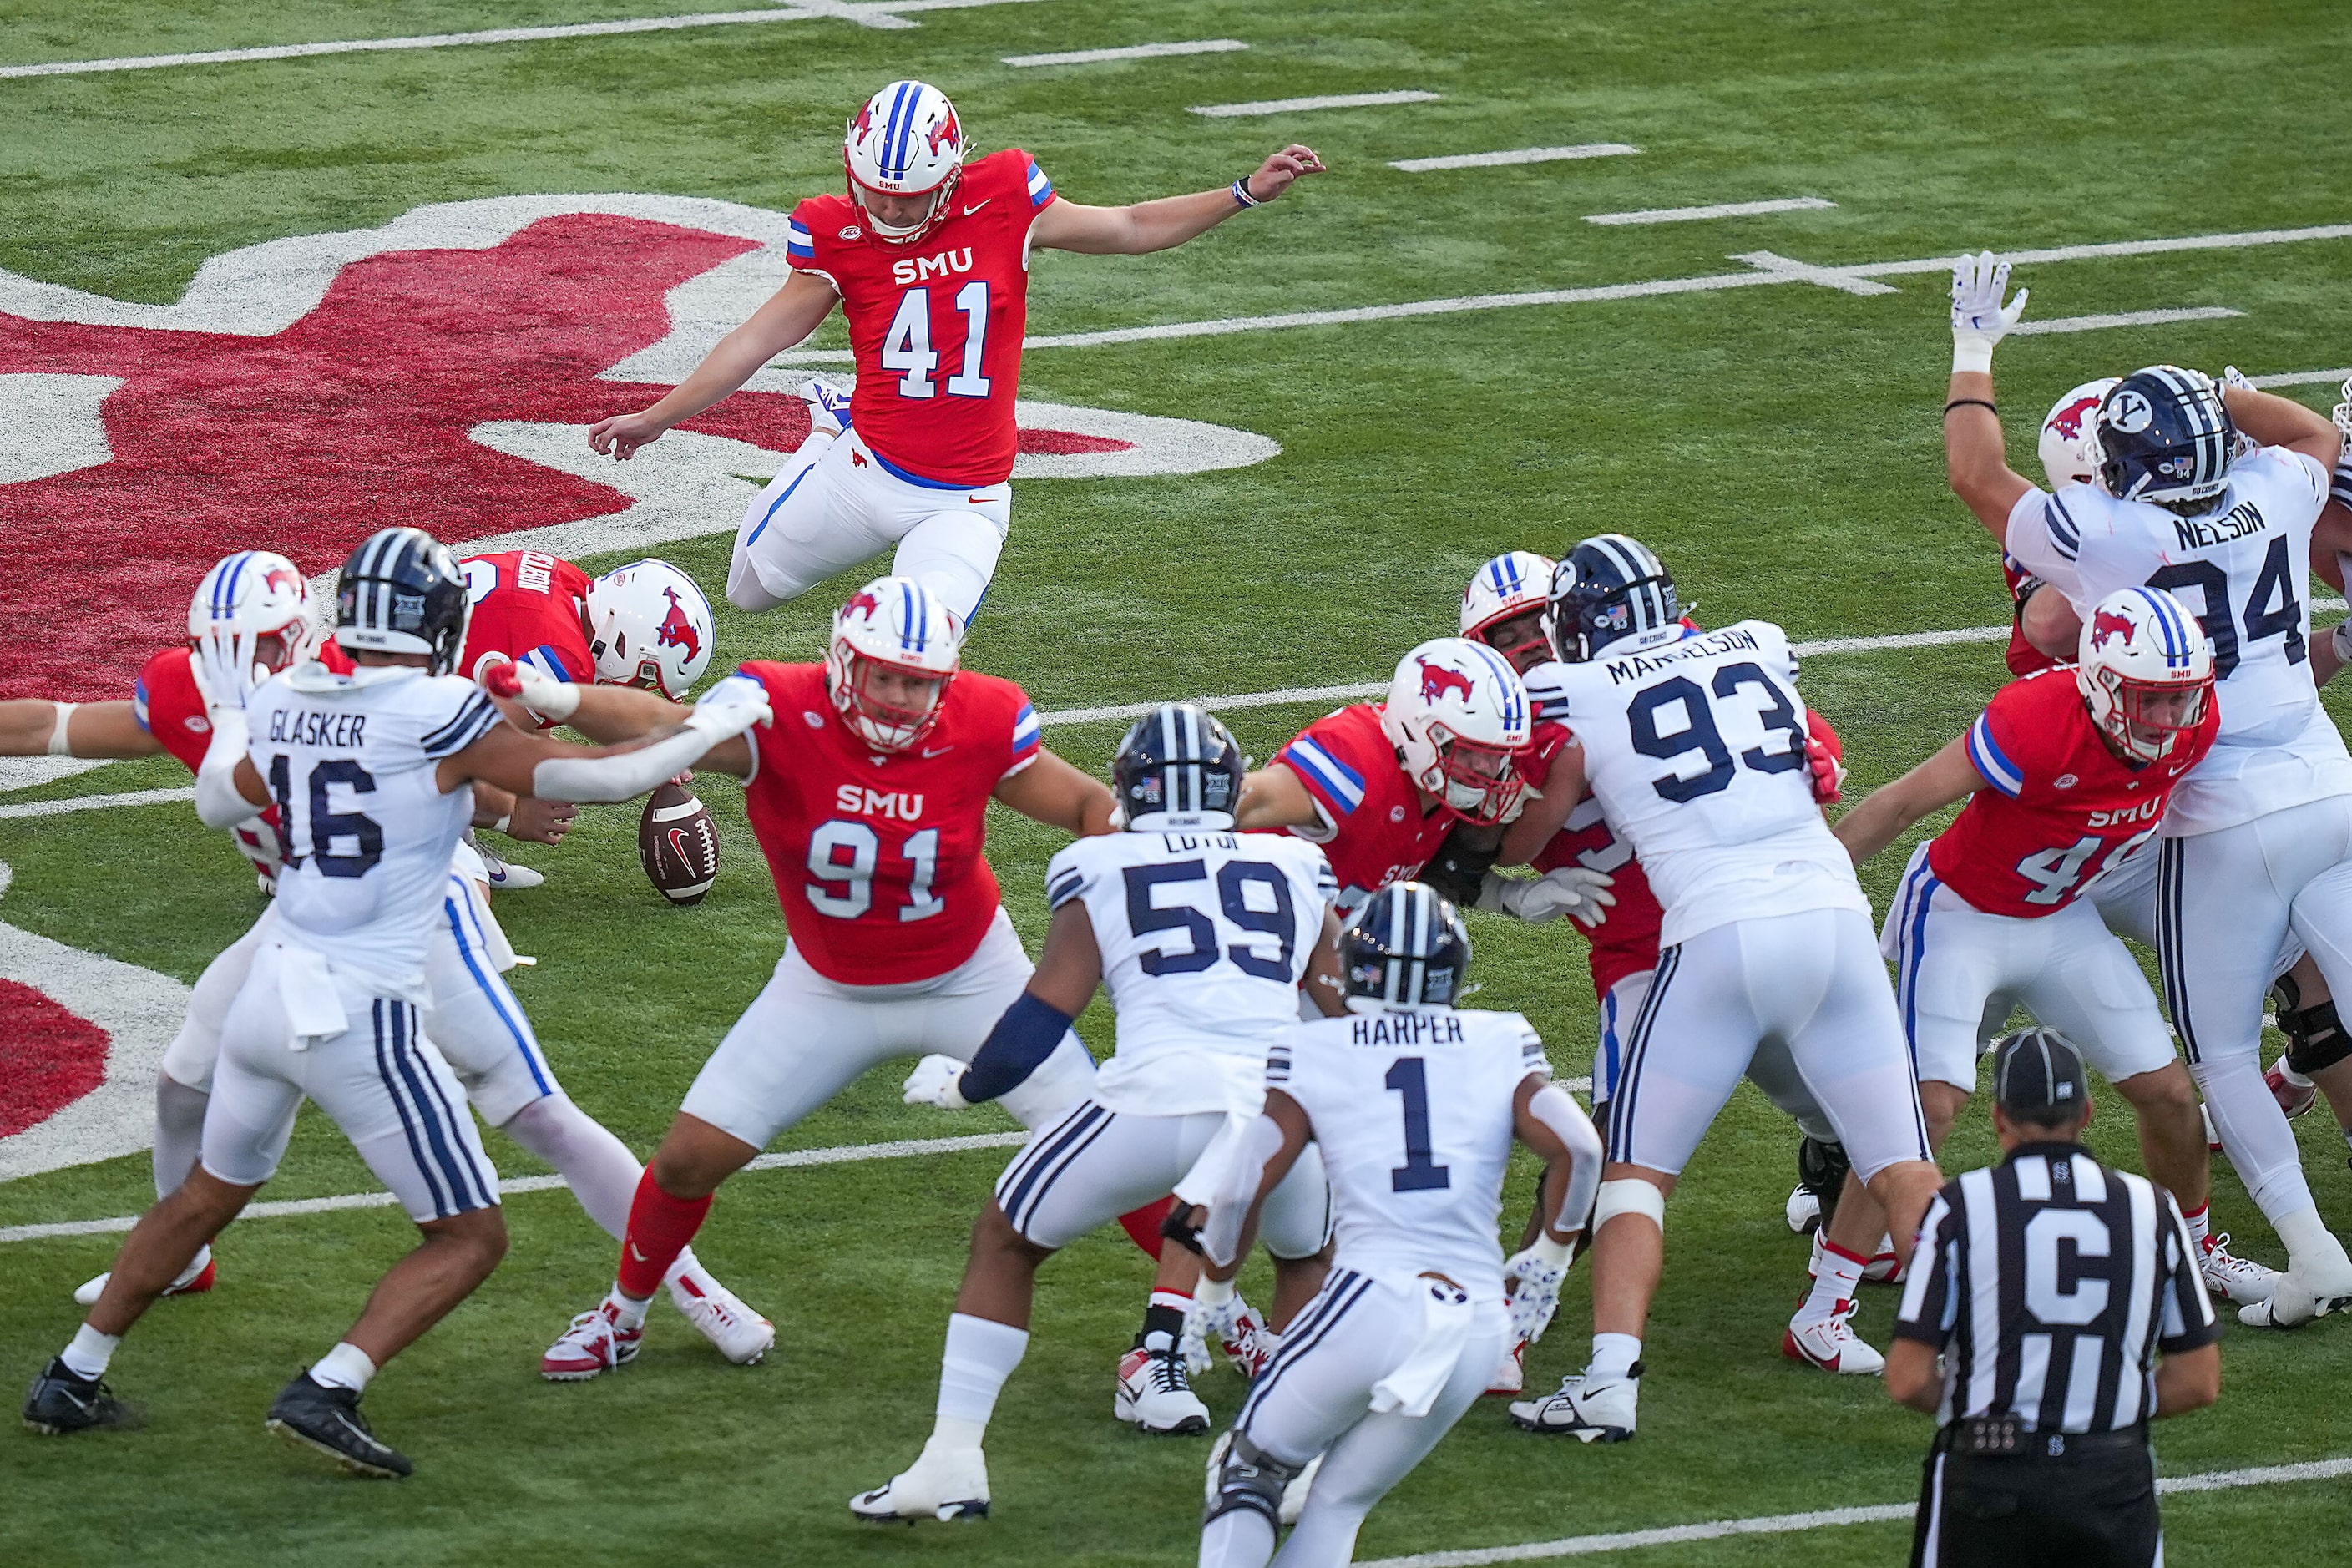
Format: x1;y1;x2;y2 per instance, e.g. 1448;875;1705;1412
923;745;955;757
962;200;992;215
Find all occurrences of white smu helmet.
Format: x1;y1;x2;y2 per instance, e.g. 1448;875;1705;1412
2038;378;2119;490
2076;586;2214;765
584;559;714;701
1379;637;1533;825
827;576;964;752
1460;551;1555;640
189;550;315;695
843;80;966;245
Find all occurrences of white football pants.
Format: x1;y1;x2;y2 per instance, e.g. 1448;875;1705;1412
2157;797;2352;1227
1201;1271;1508;1568
726;425;1010;624
679;906;1096;1150
1597;969;1835;1144
2089;840;2306;979
1607;908;1931;1182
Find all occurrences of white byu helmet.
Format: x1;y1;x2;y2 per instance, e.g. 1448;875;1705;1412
827;576;964;752
2076;587;2213;764
843;80;966;245
583;559;714;701
1379;637;1533;824
2038;378;2119;490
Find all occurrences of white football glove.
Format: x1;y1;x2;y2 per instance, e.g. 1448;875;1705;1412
1479;866;1616;928
1502;1234;1576;1346
681;672;774;742
900;1054;971;1111
480;656;582;722
192;625;262;713
1188;1274;1250;1346
1949;250;2027;374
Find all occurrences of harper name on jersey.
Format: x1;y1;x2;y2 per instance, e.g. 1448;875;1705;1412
736;660;1040;985
1270;704;1459;908
786;149;1055;488
1930;665;2219;918
458;550;595;725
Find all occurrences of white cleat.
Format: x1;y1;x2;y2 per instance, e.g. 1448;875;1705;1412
476;841;544;890
1203;1431;1320;1525
1782;1302;1886;1374
803;378;854;438
850;1437;989;1523
75;1246;215;1308
1484;1337;1526;1396
2199;1235;2280;1306
1785;1182;1821;1234
1115;1345;1211;1435
540;1303;642;1380
1508;1369;1639;1443
666;1255;775;1365
2238;1248;2352;1328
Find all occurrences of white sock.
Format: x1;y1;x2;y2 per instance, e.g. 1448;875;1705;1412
309;1341;377;1393
2279;1060;2315;1090
1588;1331;1641;1383
2190;1057;2316;1220
2274;1206;2350;1271
1798;1237;1870;1323
605;1284;652;1333
933;1313;1029;1442
60;1323;119;1380
2180;1201;2213;1252
501;1095;645;1242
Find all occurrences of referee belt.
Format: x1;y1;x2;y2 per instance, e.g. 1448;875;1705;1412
1937;1415;2149;1459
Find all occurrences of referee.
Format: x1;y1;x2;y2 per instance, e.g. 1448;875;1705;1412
1887;1026;2221;1567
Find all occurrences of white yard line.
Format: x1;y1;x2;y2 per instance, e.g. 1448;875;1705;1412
1004;38;1244;66
1390;145;1640;172
1359;1457;2352;1567
2008;306;2242;336
1191;90;1439;118
0;787;195;820
1586;197;1835;226
2250;367;2350;389
0;0;1043;79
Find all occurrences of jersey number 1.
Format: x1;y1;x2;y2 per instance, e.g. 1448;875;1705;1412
1386;1057;1452;1192
881;283;992;401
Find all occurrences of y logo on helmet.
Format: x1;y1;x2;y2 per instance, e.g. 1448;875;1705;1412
1416;658;1476;705
2107;389;2155;433
655;586;701;661
2048;396;2101;441
2091;609;2137;650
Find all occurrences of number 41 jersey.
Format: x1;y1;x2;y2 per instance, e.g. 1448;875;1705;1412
1048;830;1337;1116
1267;1007;1550;1302
1525;621;1865;947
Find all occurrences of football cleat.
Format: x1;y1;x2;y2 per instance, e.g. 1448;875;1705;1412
667;1263;774;1366
1863;1236;1904;1284
1201;1430;1320;1525
265;1374;412;1478
2237;1250;2352;1329
74;1250;215;1308
23;1358;134;1435
540;1304;642;1381
804;378;854;438
1508;1368;1640;1443
1484;1337;1526;1397
1783;1303;1886;1375
1784;1183;1821;1235
850;1437;989;1523
476;842;545;891
1221;1308;1279;1382
1114;1347;1211;1435
2268;1058;2319;1120
2199;1235;2279;1305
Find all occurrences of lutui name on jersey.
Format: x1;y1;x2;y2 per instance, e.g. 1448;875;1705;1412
1350;1014;1468;1047
266;709;367;747
1603;625;1761;685
2172;502;2268;550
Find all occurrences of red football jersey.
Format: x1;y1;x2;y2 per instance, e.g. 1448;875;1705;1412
1267;705;1459;908
458;550;595;729
1926;665;2219;917
787;149;1055;488
1533;799;1664;1002
2002;555;2058;678
737;660;1041;984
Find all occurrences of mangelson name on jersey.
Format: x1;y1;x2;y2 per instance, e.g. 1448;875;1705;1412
1926;665;2218;918
737;660;1039;985
1269;704;1460;907
786;149;1055;488
458;549;595;726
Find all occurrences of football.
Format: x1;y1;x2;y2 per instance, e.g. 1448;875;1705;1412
638;782;719;905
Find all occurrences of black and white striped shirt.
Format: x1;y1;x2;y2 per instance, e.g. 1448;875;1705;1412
1893;1142;2218;1434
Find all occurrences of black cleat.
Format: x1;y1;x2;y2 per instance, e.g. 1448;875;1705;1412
23;1358;135;1435
265;1374;412;1479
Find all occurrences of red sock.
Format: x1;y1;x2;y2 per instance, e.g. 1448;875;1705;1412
616;1171;711;1300
1118;1197;1175;1261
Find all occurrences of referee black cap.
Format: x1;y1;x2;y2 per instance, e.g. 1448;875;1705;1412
1990;1026;2089;1121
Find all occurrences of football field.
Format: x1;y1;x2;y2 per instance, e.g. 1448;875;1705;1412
7;2;2352;1562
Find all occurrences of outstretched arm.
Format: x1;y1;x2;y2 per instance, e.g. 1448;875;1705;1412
446;671;772;800
1831;733;1981;867
994;749;1117;836
1944;253;2036;538
483;666;756;778
587;271;842;461
0;699;161;760
1233;763;1320;831
2223;382;2345;473
1029;145;1323;255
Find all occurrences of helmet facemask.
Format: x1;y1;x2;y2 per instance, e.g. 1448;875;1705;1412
2086;666;2210;764
1416;722;1526;825
827;643;952;752
845;161;962;245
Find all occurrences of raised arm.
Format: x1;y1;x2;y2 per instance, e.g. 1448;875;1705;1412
0;699;160;760
1831;733;1982;867
1028;145;1323;255
1944;252;2036;538
586;271;842;461
994;748;1117;836
2223;382;2345;473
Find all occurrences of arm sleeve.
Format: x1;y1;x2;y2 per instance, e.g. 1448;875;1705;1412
1527;1080;1602;1233
2156;1191;2222;1353
530;726;716;803
2003;484;2086;609
193;708;255;830
957;992;1078;1105
1892;1189;1962;1345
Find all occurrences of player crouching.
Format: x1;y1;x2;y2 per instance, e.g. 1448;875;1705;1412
852;705;1345;1523
1195;883;1602;1567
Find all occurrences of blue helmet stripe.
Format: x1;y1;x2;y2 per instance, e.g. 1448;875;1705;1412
880;81;915;177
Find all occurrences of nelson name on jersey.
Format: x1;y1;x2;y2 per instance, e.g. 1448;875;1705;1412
2171;498;2269;551
1598;625;1761;685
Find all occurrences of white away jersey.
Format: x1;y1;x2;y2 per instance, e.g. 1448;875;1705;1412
2006;448;2349;833
1268;1007;1549;1300
1048;828;1338;1116
1525;622;1864;945
248;662;500;997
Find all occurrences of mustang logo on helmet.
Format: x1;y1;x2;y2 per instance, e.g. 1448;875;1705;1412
2091;609;2137;650
655;586;702;661
844;589;883;619
1416;658;1476;705
2049;395;2101;441
850;101;877;149
926;109;962;159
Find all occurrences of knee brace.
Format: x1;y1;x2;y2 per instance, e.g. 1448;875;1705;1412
1797;1136;1850;1225
2278;993;2352;1075
1593;1177;1666;1233
1204;1431;1304;1527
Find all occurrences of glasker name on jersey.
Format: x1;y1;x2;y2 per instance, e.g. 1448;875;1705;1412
889;248;976;286
1351;1014;1467;1047
2174;501;2268;551
833;783;925;820
267;709;367;747
1604;625;1760;685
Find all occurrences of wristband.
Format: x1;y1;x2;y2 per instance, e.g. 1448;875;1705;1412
1943;397;1998;417
1951;340;1995;376
489;812;513;836
1526;1233;1575;1269
46;702;77;756
1230;177;1262;209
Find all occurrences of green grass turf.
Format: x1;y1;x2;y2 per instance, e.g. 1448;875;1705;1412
8;0;2352;1561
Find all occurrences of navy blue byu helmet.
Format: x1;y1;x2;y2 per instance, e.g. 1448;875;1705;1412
336;526;472;675
2097;365;2237;513
1341;882;1470;1012
1113;702;1246;830
1546;533;1680;662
